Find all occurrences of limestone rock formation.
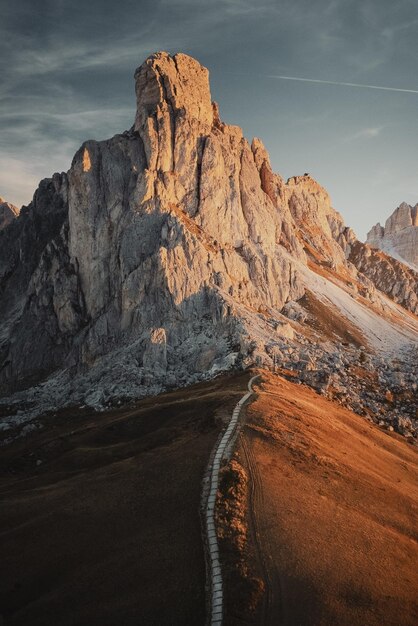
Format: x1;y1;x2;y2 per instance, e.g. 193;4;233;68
0;52;306;398
0;51;417;428
284;174;349;271
0;197;19;231
347;241;418;315
285;185;418;315
366;202;418;270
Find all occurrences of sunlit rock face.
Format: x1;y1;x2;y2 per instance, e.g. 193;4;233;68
0;197;19;231
366;202;418;270
347;241;418;315
0;51;417;405
1;52;310;395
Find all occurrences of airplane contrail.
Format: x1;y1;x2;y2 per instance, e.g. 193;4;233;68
268;74;418;94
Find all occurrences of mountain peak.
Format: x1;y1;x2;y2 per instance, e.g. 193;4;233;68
385;201;418;234
0;197;19;231
366;201;418;269
1;50;417;435
134;52;213;132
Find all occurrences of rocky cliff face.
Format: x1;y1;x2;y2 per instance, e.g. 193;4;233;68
366;202;418;270
0;197;19;231
0;52;417;435
0;175;78;390
347;240;418;315
0;52;308;398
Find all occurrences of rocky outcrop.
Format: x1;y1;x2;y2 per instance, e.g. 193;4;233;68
366;202;418;270
347;241;418;315
385;202;418;234
283;179;418;316
0;197;19;231
284;174;349;270
0;174;82;391
0;52;308;397
0;51;417;423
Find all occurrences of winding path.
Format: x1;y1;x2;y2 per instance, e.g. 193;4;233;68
204;374;260;626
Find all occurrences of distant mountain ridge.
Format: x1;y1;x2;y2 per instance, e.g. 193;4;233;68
0;197;19;231
366;202;418;271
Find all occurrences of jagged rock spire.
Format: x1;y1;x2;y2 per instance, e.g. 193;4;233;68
366;201;418;269
134;52;214;170
134;52;213;128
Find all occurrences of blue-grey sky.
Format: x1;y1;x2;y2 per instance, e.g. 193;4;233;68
1;0;417;239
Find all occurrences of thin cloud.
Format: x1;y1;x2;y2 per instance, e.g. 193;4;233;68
1;39;162;79
344;127;383;142
381;18;418;40
268;74;418;95
0;107;134;133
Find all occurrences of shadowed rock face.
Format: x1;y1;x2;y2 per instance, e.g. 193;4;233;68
366;202;418;270
0;52;306;396
0;174;84;391
0;52;417;406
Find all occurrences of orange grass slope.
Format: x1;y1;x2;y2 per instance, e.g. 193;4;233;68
237;371;418;626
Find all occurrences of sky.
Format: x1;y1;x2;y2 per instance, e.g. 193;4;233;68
1;0;418;240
